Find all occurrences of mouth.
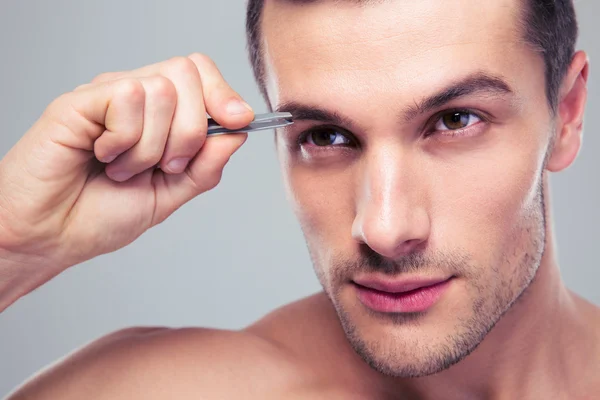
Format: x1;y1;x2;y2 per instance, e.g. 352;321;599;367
352;276;454;313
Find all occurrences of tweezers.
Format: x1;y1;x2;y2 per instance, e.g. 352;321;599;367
207;112;294;136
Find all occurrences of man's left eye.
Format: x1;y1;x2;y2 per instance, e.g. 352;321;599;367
435;111;482;131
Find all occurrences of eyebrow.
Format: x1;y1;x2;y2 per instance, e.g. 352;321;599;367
403;72;514;120
276;102;359;130
275;72;514;128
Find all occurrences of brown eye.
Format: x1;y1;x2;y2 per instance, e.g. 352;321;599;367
441;111;471;130
435;111;482;132
305;128;351;146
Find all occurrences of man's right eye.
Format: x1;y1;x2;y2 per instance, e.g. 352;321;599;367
299;127;353;147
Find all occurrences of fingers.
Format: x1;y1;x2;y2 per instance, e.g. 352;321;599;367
91;54;255;128
155;57;208;174
185;133;248;194
43;79;144;155
103;76;177;181
93;79;146;164
71;54;252;183
188;53;255;129
152;132;248;222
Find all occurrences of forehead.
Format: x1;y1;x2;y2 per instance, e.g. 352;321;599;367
261;0;541;109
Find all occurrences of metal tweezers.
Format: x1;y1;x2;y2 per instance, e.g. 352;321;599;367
207;112;294;136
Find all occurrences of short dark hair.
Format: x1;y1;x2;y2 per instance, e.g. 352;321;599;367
246;0;578;113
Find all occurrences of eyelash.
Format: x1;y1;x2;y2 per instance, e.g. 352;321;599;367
296;125;356;148
296;108;488;148
426;108;488;137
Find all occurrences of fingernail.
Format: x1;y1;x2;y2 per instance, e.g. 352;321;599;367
103;154;118;163
166;158;190;173
227;99;253;116
110;171;133;182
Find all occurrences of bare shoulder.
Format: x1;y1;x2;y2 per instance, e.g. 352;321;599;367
245;293;374;387
6;325;310;400
247;292;348;356
7;293;364;400
247;292;339;341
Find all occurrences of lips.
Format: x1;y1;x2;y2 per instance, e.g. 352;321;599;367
352;276;453;313
353;277;450;294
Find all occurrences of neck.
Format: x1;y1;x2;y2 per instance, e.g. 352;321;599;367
380;177;600;400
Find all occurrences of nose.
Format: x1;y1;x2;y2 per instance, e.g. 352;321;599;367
352;149;430;259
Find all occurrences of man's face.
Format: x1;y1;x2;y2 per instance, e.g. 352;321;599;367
263;0;552;377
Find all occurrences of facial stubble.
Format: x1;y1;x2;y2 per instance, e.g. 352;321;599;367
306;176;547;378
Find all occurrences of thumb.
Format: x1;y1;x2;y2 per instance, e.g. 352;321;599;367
152;132;248;223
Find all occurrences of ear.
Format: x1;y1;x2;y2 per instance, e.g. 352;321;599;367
546;50;589;172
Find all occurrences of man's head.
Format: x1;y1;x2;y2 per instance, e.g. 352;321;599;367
246;0;588;377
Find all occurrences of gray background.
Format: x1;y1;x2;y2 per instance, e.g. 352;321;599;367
0;0;598;396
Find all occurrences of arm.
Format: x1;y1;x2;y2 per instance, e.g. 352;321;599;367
0;53;254;314
4;327;301;400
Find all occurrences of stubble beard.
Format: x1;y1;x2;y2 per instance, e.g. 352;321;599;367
306;178;547;378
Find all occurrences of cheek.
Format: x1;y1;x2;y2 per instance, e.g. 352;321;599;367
281;159;357;246
428;130;546;262
278;120;549;266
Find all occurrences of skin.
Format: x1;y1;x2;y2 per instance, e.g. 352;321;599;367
267;0;567;380
1;0;598;399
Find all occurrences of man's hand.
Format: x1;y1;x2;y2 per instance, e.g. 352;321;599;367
0;54;254;311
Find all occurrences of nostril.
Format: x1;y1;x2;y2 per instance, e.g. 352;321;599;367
352;201;431;259
397;238;426;254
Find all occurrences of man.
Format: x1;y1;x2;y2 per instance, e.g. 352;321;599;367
1;0;597;398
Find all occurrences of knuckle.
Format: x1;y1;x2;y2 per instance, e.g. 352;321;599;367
188;52;215;68
136;150;163;166
203;169;223;190
127;126;144;143
146;76;177;101
166;56;198;77
212;82;238;101
209;169;225;188
114;78;145;102
177;124;207;145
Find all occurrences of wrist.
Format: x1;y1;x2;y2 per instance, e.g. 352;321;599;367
0;248;60;313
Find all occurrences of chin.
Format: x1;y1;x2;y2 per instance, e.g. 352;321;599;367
341;317;487;378
329;288;497;378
